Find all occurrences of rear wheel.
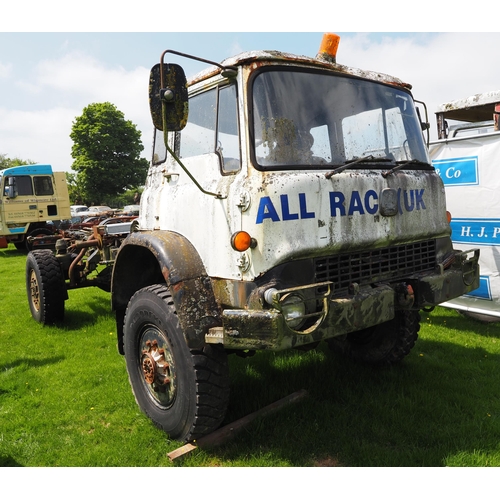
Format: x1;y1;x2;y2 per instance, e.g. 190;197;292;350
328;310;420;365
26;250;66;324
123;284;230;442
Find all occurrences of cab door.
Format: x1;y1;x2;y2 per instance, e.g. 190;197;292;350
147;81;244;279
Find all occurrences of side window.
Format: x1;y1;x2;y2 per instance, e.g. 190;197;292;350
7;176;34;196
33;176;54;196
217;85;240;172
177;84;240;173
179;89;217;158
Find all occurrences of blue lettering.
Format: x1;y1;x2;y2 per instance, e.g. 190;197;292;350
329;192;346;216
403;190;415;212
280;194;299;221
256;196;280;224
258;187;426;224
397;188;403;215
299;193;315;219
348;191;365;215
364;190;378;215
415;189;425;210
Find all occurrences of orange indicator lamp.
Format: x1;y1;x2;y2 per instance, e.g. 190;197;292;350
231;231;257;252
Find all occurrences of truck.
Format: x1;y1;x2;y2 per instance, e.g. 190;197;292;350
0;164;71;250
429;90;500;322
26;33;480;442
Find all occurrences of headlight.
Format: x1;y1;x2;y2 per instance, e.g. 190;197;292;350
280;293;306;329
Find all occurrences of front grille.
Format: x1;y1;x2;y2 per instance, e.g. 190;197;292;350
315;240;436;293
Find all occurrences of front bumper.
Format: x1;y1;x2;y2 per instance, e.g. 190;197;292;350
206;248;480;351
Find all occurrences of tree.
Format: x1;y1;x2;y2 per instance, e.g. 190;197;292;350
0;154;36;169
65;172;87;205
70;102;149;205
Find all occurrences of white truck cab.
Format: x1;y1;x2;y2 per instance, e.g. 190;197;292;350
110;34;480;441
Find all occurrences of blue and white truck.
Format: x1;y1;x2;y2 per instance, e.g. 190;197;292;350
0;164;71;250
430;90;500;322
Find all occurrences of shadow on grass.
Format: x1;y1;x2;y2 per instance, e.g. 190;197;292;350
0;247;26;258
0;355;65;372
198;337;500;467
0;455;24;466
51;295;113;330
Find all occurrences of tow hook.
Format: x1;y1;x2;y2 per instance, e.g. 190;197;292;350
396;283;415;308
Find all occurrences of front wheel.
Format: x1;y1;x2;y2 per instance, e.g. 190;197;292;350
26;250;66;324
123;284;230;442
328;310;420;366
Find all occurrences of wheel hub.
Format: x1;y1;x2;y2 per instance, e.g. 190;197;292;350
141;354;156;384
29;270;40;312
141;340;172;392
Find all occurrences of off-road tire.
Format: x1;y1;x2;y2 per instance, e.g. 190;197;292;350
26;250;66;324
123;284;230;442
328;310;420;366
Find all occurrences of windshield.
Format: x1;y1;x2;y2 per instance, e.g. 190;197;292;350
252;68;429;170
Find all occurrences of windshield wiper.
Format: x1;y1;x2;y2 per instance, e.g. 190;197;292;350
382;159;431;178
325;155;394;179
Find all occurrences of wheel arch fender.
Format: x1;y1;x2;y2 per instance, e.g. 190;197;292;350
112;230;221;353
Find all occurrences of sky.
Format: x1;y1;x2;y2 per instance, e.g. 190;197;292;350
2;4;500;172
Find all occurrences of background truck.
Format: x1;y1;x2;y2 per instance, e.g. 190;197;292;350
0;164;71;250
26;33;480;442
429;90;500;322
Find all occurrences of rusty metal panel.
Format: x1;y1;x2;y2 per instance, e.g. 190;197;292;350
435;90;500;122
113;230;221;348
188;50;411;91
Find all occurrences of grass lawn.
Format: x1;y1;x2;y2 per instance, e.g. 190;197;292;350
1;243;500;468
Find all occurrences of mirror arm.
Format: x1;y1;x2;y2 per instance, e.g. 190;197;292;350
160;49;238;84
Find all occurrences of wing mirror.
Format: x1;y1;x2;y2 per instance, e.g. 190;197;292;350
6;177;17;198
149;62;188;132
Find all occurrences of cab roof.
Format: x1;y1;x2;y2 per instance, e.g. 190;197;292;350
435;90;500;123
188;49;412;91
